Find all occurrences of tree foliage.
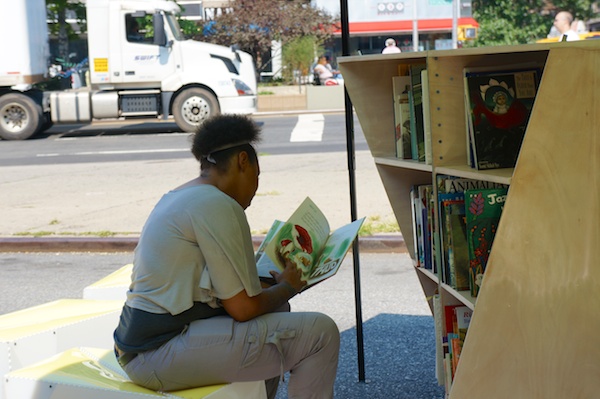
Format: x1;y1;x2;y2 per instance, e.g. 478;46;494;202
282;36;323;81
198;0;337;73
470;0;596;46
46;0;86;62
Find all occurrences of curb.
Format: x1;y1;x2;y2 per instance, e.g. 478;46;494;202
0;235;407;254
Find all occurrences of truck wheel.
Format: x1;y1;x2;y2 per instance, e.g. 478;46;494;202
172;88;220;133
0;93;43;140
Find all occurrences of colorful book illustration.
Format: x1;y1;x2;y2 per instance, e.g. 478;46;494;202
437;176;507;290
464;66;541;170
256;197;365;288
392;75;412;159
464;187;508;296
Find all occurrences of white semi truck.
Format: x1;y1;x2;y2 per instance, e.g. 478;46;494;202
0;0;257;140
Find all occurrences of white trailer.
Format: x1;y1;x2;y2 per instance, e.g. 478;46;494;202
0;0;257;140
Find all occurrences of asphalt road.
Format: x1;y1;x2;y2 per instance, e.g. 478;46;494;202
0;113;368;167
0;251;444;399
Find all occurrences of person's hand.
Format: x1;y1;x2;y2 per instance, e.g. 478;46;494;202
270;257;306;294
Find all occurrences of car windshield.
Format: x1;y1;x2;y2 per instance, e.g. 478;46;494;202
165;13;184;41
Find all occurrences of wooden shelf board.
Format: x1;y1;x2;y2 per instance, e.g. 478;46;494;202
374;156;433;172
440;283;476;311
434;164;513;185
414;266;439;285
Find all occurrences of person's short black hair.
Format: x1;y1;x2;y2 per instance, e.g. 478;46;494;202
191;114;261;171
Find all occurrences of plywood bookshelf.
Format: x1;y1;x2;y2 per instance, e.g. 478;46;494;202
339;41;600;398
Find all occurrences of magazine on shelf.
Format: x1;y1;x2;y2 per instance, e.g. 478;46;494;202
256;197;365;288
464;187;508;297
464;65;542;170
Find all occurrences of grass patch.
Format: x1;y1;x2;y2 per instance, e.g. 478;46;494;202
258;91;275;95
255;190;281;197
49;219;60;225
12;231;138;237
359;215;399;236
13;231;56;237
251;215;399;237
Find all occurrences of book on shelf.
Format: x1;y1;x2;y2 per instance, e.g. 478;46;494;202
451;306;473;379
392;75;412;159
443;197;470;292
421;68;432;165
455;305;473;342
443;304;462;336
464;65;542;170
436;176;508;290
443;305;473;387
442;176;508;194
464;187;508;297
433;294;445;384
256;197;365;289
409;63;427;162
410;184;435;270
409;187;421;267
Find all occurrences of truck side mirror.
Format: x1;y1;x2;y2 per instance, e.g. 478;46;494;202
153;12;168;47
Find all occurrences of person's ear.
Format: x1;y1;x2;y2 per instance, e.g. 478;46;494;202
237;151;249;171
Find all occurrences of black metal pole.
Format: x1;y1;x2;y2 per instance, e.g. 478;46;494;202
339;0;365;382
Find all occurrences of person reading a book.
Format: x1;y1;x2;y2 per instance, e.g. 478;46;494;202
113;114;340;399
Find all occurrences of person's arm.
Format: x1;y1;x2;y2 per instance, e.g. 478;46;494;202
221;259;306;322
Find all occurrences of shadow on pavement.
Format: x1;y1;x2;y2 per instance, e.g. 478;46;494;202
276;313;445;399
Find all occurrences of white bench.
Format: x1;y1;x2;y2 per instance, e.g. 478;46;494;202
4;347;266;399
0;299;123;399
83;263;132;301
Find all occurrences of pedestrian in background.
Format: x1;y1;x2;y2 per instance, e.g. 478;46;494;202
554;11;580;41
382;38;402;54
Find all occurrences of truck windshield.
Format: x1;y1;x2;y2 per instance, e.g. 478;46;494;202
165;13;184;41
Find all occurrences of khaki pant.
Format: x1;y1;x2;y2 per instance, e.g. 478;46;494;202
122;312;340;399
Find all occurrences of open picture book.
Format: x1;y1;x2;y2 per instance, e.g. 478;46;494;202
255;197;365;289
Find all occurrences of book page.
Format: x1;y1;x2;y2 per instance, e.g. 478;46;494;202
256;220;284;278
261;197;331;278
306;217;365;286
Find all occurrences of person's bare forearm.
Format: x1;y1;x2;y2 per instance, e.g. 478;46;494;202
222;281;298;322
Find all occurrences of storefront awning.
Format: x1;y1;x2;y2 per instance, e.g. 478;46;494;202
333;17;479;35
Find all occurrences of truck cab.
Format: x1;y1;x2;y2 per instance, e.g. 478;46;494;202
0;0;257;140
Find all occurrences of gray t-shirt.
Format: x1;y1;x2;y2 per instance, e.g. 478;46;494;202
126;184;262;315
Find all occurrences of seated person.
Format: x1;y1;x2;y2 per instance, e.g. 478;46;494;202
313;56;342;85
113;115;340;399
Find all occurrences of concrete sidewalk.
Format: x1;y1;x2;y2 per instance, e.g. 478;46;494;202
0;148;404;252
0;85;403;252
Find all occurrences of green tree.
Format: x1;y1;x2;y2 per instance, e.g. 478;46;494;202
198;0;337;74
46;0;86;63
282;36;323;82
469;0;596;47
